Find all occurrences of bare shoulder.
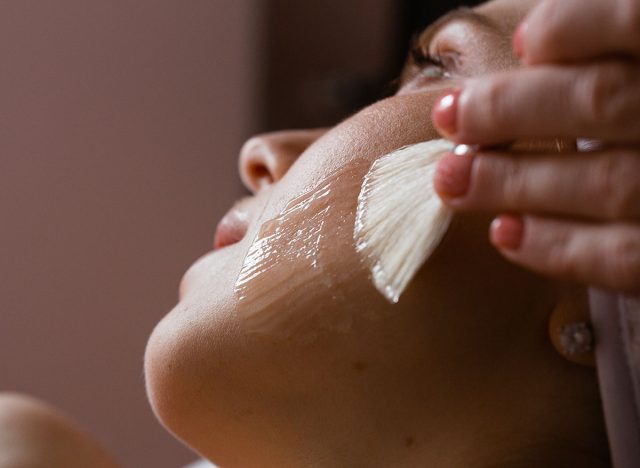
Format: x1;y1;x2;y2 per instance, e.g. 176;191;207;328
0;392;120;468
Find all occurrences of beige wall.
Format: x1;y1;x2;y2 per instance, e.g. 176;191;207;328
0;1;398;466
0;1;258;466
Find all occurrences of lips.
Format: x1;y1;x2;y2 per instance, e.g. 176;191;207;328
214;206;250;250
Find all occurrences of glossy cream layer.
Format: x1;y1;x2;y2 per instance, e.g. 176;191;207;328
234;163;371;339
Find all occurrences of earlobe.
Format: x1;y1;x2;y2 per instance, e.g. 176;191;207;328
548;288;595;367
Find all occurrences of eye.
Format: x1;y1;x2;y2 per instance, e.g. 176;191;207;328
397;35;461;93
408;45;453;81
418;55;449;79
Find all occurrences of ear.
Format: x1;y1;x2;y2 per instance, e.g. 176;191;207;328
548;287;595;367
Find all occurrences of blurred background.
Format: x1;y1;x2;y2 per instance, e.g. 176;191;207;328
0;1;474;466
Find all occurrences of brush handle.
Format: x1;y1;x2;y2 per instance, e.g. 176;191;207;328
589;288;640;468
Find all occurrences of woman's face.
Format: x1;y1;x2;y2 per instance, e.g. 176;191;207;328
145;1;600;465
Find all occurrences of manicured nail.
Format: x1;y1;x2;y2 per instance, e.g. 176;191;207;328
513;21;527;59
431;90;461;137
453;144;479;156
490;215;524;251
433;144;476;199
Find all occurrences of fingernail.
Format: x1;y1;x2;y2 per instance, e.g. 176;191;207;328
512;21;527;59
433;144;476;199
431;90;461;137
490;215;524;251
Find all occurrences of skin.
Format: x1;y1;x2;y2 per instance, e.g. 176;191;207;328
0;393;118;468
144;0;609;467
432;0;640;292
0;0;624;465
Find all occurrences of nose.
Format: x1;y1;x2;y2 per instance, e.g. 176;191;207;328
239;128;326;193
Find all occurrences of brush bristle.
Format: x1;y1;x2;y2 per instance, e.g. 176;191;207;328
354;139;454;303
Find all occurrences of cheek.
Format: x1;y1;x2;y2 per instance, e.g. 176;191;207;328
229;94;447;340
274;93;443;198
234;160;383;341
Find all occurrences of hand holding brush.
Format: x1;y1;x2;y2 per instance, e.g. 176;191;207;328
431;0;640;294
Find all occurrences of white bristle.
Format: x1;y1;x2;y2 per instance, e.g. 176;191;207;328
354;139;454;303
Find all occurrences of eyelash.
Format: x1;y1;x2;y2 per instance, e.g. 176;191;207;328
409;47;451;80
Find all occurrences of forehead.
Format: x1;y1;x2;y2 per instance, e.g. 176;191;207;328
417;0;537;56
474;0;538;28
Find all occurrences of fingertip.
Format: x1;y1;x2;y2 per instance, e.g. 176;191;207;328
490;215;524;251
433;148;475;200
431;90;461;138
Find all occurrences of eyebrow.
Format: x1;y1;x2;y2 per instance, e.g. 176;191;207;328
415;7;495;48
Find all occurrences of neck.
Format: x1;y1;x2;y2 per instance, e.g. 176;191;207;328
318;351;611;468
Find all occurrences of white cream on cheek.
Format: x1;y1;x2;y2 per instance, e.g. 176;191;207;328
234;161;372;340
233;141;454;338
233;97;446;338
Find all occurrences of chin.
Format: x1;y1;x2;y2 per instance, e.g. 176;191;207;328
144;305;198;442
143;291;226;439
143;283;271;464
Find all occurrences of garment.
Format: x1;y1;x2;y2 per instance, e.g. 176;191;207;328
590;290;640;468
183;459;218;468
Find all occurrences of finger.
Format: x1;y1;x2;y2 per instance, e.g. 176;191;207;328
433;147;640;220
490;215;640;293
517;0;640;64
432;62;640;145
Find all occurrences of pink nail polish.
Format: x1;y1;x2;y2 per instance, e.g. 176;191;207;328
433;146;475;199
513;22;527;59
490;215;524;251
431;90;461;137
